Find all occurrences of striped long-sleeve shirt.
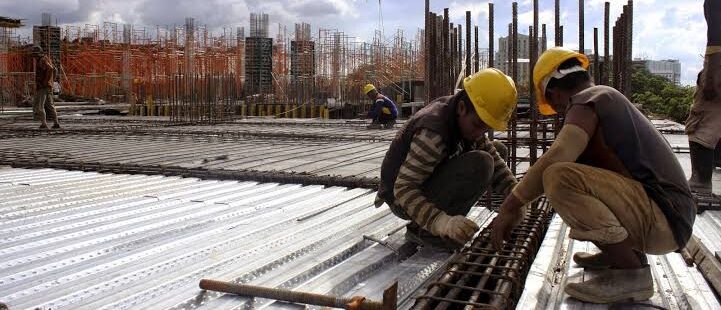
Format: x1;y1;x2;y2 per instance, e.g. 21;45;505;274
381;129;517;232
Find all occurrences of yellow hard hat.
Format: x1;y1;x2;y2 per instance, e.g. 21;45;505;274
363;84;376;94
462;68;518;131
533;47;589;115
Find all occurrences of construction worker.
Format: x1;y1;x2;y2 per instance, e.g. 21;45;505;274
32;45;60;129
374;68;518;250
363;84;398;129
687;0;721;193
490;47;695;303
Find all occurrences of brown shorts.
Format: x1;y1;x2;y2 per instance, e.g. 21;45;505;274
543;162;678;255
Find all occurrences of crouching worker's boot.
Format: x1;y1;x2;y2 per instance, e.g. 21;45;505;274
573;250;647;270
572;252;611;269
564;265;654;303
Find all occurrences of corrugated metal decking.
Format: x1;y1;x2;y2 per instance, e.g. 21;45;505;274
0;167;496;310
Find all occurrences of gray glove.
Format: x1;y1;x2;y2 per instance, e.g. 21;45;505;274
430;214;480;245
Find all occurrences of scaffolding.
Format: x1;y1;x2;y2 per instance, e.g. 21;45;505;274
0;16;30;108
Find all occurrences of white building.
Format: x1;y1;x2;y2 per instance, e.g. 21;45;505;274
496;34;542;89
640;59;682;85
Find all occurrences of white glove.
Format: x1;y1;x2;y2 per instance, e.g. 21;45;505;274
430;214;480;245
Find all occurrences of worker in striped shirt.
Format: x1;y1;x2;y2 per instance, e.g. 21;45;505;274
374;68;519;250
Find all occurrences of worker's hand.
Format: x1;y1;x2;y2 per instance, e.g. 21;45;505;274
430;214;480;245
490;195;525;251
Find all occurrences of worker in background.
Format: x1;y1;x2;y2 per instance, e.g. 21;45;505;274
33;45;60;129
363;84;398;129
374;68;518;250
687;0;721;193
490;47;695;303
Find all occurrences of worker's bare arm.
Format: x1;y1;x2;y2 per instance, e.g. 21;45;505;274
490;104;597;250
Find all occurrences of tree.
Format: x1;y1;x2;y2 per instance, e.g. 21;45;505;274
630;67;695;123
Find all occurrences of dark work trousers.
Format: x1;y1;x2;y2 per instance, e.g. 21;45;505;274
389;141;509;225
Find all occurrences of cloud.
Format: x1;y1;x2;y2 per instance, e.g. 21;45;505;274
0;0;708;85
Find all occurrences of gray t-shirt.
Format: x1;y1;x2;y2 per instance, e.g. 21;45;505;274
570;85;696;247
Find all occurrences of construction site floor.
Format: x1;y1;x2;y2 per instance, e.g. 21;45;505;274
1;115;720;309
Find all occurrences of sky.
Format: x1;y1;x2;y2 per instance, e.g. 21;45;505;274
0;0;707;85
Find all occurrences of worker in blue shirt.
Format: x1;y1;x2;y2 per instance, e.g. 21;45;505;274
364;84;398;129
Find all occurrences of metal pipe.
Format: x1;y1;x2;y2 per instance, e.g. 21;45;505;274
199;279;394;310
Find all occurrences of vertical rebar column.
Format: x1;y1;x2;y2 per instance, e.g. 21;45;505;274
474;26;479;73
579;0;585;53
594;27;600;84
122;24;132;117
555;0;561;46
559;25;564;47
604;2;611;85
613;22;619;90
507;23;512;77
458;25;463;82
443;9;450;93
430;12;437;100
530;0;538;165
425;0;430;103
618;5;627;94
485;3;495;209
625;0;633;96
185;17;195;122
437;14;444;98
541;24;547;52
466;11;472;77
511;2;518;174
451;24;456;88
435;13;442;99
489;3;495;68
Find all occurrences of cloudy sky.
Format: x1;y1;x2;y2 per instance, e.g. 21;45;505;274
1;0;707;85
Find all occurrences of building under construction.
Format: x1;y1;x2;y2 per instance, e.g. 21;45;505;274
1;1;721;309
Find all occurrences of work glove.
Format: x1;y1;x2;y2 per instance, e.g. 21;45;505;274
430;214;480;245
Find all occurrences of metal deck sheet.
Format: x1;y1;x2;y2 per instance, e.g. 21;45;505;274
0;132;537;183
517;215;721;310
0;135;389;180
0;167;498;310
